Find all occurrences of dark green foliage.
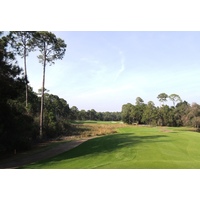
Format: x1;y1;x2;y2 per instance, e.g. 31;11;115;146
142;101;158;125
43;93;70;138
121;94;200;130
69;107;121;122
0;35;37;152
121;98;146;124
0;32;69;153
121;103;134;124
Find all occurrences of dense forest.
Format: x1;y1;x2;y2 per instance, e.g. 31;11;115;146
121;95;200;128
1;31;200;154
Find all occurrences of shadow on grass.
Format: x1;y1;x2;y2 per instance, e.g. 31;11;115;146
28;133;169;166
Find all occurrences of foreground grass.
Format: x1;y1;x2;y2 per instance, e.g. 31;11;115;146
22;126;200;169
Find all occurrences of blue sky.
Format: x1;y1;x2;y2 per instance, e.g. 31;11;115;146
18;31;200;112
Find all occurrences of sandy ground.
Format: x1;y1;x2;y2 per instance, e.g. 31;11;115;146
0;137;93;169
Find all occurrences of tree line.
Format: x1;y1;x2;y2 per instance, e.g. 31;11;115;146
121;94;200;129
70;106;121;121
0;31;121;153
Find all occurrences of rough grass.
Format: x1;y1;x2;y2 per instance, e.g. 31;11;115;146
22;125;200;169
66;122;126;138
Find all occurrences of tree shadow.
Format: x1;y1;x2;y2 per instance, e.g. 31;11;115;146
31;133;169;166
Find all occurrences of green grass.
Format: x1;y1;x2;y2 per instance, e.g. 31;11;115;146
22;126;200;169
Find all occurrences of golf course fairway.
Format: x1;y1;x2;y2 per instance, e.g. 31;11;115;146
23;126;200;169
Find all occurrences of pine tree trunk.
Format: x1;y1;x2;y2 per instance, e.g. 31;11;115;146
24;48;28;108
39;52;46;139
